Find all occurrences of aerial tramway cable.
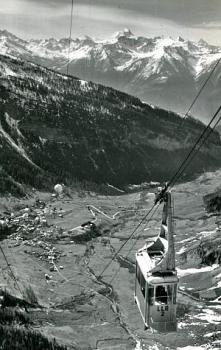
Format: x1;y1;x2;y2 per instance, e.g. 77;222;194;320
157;56;221;165
98;96;221;280
0;0;75;306
184;57;221;120
67;0;74;75
98;108;220;279
1;0;221;284
7;31;217;282
169;105;221;189
168;104;221;189
97;204;156;279
108;104;221;283
0;244;24;297
109;203;161;284
3;33;220;116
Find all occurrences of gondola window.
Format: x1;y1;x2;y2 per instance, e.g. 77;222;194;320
140;273;146;297
155;285;168;304
148;285;154;305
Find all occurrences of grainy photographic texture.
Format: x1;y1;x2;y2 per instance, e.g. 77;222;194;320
0;1;221;349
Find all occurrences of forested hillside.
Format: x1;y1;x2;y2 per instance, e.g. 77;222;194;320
0;54;221;195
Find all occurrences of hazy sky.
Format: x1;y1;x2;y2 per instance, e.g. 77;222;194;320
1;0;221;45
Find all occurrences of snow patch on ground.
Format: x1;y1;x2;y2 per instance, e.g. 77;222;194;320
134;340;143;350
69;47;91;61
177;246;186;255
196;230;216;238
194;308;221;324
26;43;64;59
39;137;47;145
0;39;8;55
177;264;219;278
177;347;205;350
80;80;93;92
0;64;17;77
148;345;160;350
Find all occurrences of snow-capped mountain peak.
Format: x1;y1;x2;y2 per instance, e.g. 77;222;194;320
114;28;135;39
0;29;218;68
177;36;185;42
0;29;221;121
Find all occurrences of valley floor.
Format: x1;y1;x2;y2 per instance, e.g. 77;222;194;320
1;171;221;349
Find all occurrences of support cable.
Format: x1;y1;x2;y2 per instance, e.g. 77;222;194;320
98;103;221;280
97;204;156;279
155;57;221;160
1;16;220;283
170;108;221;189
0;244;24;297
108;107;221;283
184;57;221;119
168;104;221;189
109;203;161;284
67;0;74;75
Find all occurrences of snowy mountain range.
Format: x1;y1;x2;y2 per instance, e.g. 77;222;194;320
1;53;221;195
0;29;221;122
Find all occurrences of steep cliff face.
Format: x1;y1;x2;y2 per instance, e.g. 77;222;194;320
0;54;221;194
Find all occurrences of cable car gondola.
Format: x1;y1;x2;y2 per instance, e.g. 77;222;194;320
135;189;178;332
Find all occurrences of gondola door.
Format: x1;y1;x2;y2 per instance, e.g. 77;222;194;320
148;281;178;332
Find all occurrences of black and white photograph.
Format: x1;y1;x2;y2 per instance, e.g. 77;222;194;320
0;0;221;349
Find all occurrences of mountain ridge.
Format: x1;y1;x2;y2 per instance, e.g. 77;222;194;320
1;29;221;123
0;53;221;195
